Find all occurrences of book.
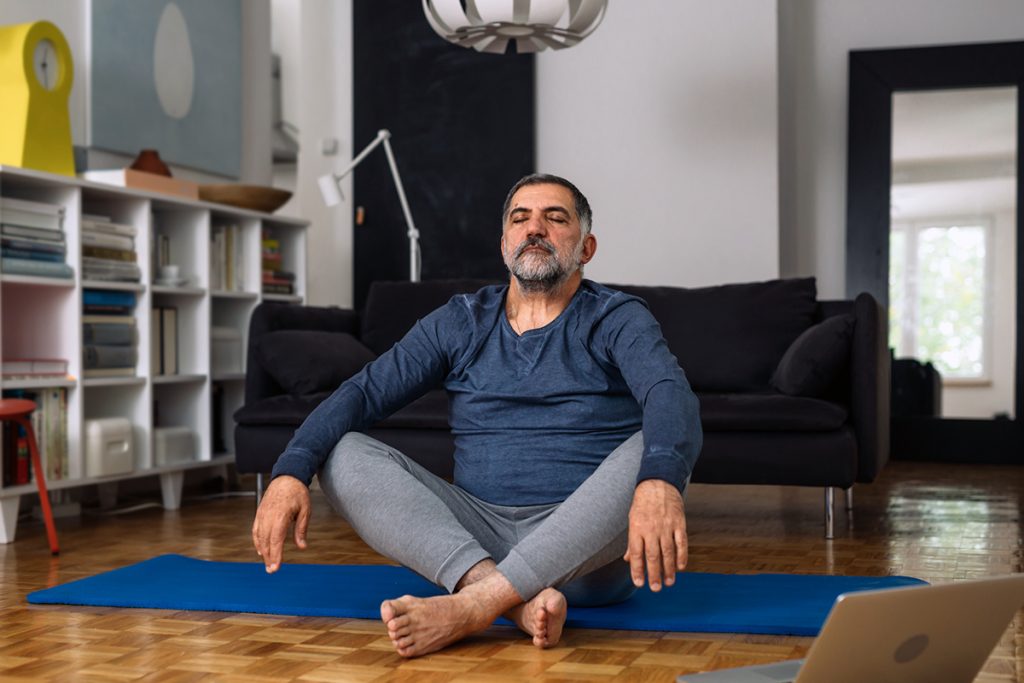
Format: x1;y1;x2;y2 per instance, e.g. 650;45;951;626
1;225;66;242
0;208;62;231
0;196;63;216
0;248;65;263
161;307;178;375
151;308;163;375
0;257;73;279
4;388;69;482
83;246;137;262
81;168;200;200
2;358;69;377
82;367;135;378
81;314;136;325
83;323;136;346
83;344;138;369
81;231;134;250
82;289;137;308
1;236;67;255
81;217;137;237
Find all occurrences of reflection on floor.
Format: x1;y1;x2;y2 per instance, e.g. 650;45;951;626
0;461;1021;681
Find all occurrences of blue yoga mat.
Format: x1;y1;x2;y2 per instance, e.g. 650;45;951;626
28;555;925;636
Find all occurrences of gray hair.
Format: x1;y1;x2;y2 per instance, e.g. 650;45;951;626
502;173;592;236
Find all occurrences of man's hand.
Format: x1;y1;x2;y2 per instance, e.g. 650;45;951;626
624;479;687;591
252;475;311;574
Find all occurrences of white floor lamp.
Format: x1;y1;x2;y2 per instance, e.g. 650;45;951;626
318;129;421;282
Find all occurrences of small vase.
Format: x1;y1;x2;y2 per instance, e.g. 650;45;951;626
130;149;172;177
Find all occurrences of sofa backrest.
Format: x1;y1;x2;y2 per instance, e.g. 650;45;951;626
361;279;502;355
614;278;819;392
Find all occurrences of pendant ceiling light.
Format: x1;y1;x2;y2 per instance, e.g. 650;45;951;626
423;0;608;54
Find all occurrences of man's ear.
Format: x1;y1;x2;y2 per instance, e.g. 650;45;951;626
580;233;597;265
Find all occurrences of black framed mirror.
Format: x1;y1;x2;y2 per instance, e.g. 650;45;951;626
846;41;1024;463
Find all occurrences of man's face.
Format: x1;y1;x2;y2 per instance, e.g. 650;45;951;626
501;183;595;292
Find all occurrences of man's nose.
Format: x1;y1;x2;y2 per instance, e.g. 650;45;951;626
525;216;547;236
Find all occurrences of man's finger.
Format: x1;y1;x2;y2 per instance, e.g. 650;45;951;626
265;521;287;573
645;544;663;591
675;528;688;570
661;536;677;587
294;504;310;549
627;534;646;587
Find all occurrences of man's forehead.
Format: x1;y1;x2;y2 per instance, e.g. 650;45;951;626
509;184;575;212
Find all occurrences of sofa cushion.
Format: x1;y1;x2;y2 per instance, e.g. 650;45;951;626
256;330;377;396
374;390;450;429
771;314;855;397
234;392;331;426
362;279;501;355
615;278;818;392
698;392;848;432
234;390;451;430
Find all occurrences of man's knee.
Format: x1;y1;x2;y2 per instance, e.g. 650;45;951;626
319;432;392;498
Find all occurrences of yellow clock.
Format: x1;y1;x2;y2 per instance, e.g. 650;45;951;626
0;21;75;176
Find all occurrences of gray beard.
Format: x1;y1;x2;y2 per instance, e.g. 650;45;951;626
505;236;582;293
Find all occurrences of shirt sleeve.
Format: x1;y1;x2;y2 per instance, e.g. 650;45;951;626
597;297;703;490
270;303;460;485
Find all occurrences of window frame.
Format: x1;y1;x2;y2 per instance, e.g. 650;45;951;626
890;214;995;385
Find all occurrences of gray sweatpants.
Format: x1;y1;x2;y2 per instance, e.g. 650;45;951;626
319;431;646;606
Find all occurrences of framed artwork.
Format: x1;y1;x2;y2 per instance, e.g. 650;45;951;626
90;0;241;177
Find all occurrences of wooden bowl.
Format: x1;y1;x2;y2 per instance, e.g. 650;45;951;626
198;184;292;213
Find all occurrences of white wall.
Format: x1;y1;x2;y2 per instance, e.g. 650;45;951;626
271;0;353;308
536;0;779;288
779;0;1024;298
0;0;272;183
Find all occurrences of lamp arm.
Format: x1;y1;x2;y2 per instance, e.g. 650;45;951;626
381;135;421;282
332;129;390;183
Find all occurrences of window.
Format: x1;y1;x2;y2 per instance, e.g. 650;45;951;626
889;218;991;381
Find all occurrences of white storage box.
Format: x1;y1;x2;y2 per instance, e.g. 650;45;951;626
85;417;134;477
211;326;242;375
154;426;195;465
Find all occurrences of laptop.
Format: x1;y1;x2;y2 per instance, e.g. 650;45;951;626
678;573;1024;683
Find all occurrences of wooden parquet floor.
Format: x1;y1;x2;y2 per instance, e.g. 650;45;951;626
1;461;1022;682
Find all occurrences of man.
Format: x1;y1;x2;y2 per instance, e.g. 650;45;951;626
252;174;702;657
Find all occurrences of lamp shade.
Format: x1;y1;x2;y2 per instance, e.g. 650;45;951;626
423;0;607;54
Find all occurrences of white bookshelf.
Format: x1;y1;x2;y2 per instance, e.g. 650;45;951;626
0;165;308;543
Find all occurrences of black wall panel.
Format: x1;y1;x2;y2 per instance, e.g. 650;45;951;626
352;2;535;308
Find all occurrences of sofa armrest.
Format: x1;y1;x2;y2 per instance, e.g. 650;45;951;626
848;292;891;482
244;302;360;405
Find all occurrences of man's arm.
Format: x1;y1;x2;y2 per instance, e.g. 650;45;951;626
252;306;460;572
601;298;702;591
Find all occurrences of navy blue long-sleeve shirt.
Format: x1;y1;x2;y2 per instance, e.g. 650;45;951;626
271;280;702;505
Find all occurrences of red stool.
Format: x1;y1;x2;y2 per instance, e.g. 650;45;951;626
0;398;59;554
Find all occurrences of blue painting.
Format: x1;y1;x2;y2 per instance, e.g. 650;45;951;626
90;0;242;177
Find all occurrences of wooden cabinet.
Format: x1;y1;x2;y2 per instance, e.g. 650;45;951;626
0;165;307;542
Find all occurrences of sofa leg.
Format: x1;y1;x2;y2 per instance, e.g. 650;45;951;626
845;486;854;511
256;473;264;508
824;487;835;540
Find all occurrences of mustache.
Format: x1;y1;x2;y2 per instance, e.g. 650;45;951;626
513;236;556;259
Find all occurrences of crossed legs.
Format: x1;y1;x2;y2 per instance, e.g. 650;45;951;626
319;431;644;656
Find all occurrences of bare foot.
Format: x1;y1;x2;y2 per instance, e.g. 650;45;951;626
507;587;567;648
380;593;493;657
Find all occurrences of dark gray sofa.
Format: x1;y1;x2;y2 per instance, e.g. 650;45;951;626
234;277;889;538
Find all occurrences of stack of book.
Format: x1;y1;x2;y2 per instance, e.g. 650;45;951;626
82;289;138;378
81;214;140;282
210;223;245;291
0;196;73;279
1;357;69;380
261;231;294;295
2;387;68;483
150;307;178;375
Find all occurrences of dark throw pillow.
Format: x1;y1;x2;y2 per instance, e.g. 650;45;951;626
256;330;377;396
770;314;854;397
